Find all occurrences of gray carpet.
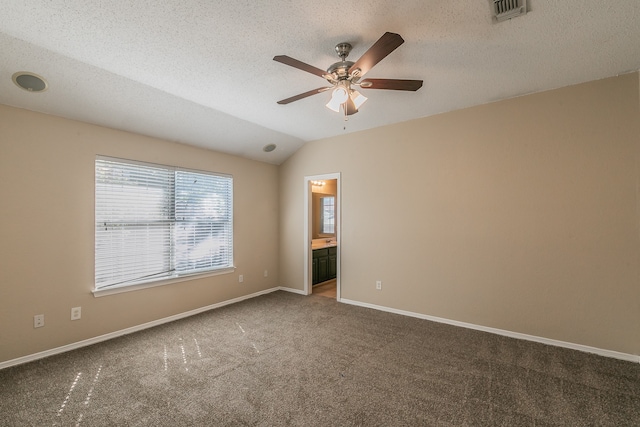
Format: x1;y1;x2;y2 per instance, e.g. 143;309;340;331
1;291;638;426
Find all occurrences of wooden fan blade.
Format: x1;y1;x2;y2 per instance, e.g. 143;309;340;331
360;78;423;91
277;87;332;105
273;55;327;78
345;97;358;116
348;32;404;77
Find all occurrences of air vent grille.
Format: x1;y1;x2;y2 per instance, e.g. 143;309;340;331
493;0;527;22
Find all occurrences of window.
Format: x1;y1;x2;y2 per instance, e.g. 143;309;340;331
320;196;335;235
95;157;233;291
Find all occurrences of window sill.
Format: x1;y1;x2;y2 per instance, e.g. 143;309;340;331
92;267;236;297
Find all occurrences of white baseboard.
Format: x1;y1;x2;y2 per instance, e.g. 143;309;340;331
277;286;306;295
5;289;636;370
340;298;640;364
0;287;282;370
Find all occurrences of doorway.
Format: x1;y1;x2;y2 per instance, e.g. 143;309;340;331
304;173;340;300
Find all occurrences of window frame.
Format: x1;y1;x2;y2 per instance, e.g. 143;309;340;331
93;156;234;297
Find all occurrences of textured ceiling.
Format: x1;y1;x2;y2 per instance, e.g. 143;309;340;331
1;1;639;164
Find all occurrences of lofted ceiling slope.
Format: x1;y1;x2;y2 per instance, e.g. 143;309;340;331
1;1;639;164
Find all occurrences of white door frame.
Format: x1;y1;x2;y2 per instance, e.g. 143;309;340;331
304;173;341;300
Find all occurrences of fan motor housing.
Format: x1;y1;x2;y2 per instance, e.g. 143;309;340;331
327;61;354;79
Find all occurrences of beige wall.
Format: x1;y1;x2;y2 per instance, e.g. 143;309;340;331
1;72;638;364
279;73;640;355
0;105;279;363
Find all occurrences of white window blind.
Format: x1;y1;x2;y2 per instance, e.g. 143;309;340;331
95;157;233;290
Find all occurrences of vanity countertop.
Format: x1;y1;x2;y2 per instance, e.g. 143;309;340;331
311;241;337;250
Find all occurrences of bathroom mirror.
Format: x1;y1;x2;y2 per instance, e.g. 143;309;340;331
312;193;336;238
320;196;335;235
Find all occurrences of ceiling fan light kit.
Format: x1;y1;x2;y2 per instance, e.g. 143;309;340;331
274;32;422;119
325;86;368;117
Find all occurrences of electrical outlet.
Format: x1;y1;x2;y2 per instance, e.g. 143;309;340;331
71;306;81;320
34;314;44;328
239;274;244;283
376;280;382;290
264;270;268;278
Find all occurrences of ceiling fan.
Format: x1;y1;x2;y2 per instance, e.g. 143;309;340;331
273;32;423;118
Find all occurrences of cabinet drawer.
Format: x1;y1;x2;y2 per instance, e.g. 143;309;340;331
313;248;329;258
328;246;337;256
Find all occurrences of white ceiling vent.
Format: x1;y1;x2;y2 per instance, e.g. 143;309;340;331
493;0;527;22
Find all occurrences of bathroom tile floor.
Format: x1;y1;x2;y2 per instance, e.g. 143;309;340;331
313;279;337;298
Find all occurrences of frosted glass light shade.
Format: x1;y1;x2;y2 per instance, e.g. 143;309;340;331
326;86;349;112
326;97;342;112
332;87;348;103
351;90;367;109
